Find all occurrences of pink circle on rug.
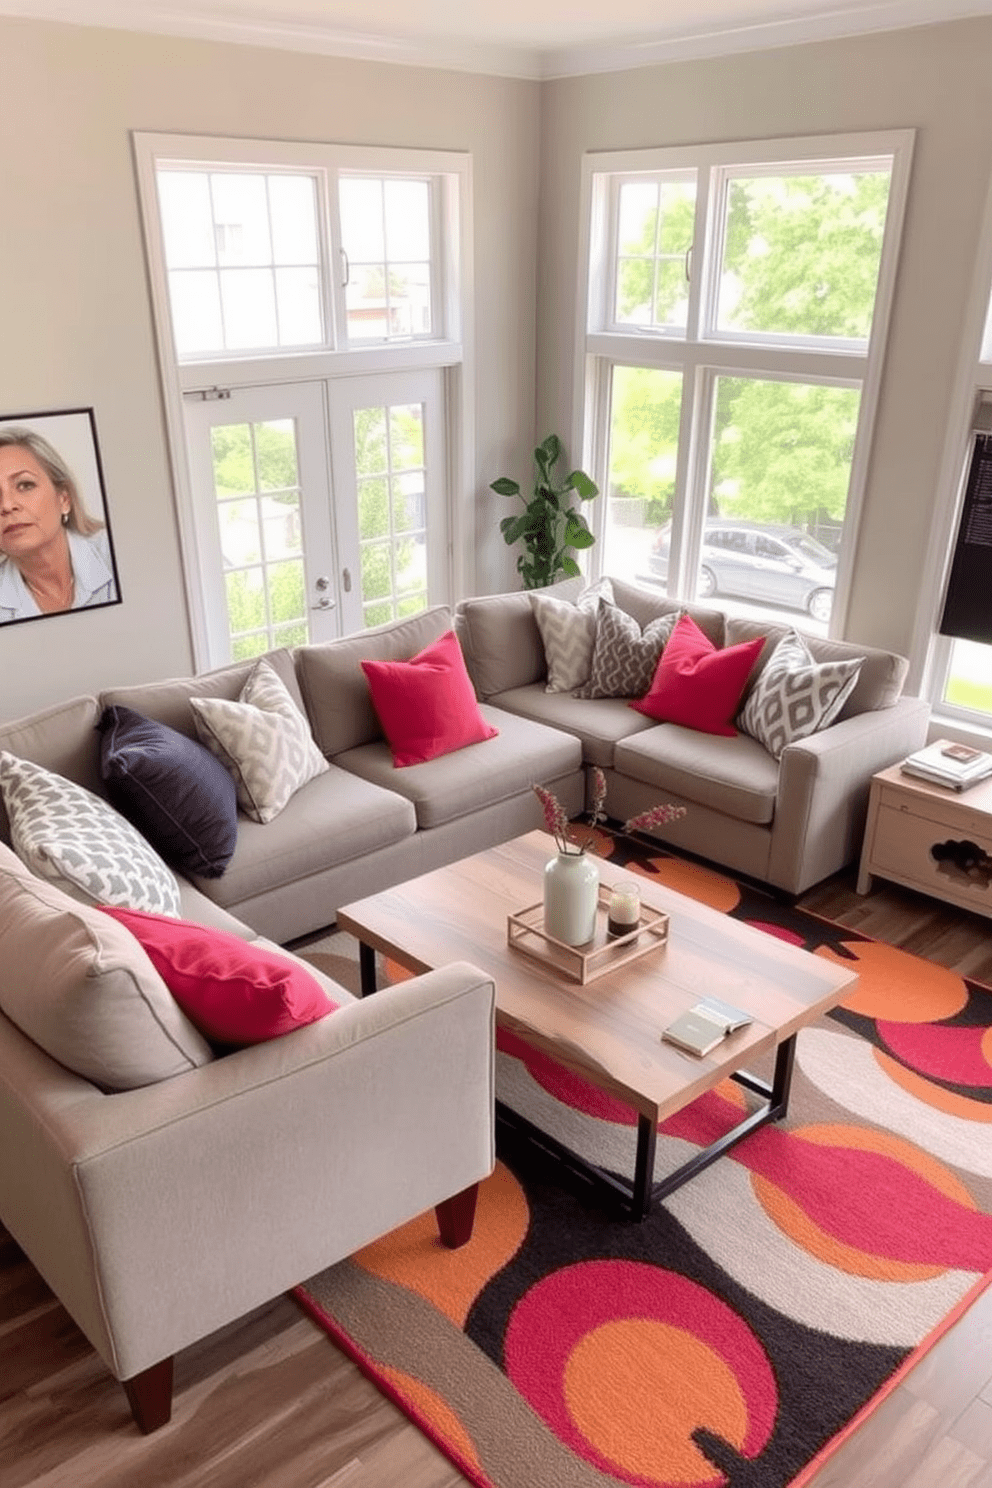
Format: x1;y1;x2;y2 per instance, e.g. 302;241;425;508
876;1018;992;1088
503;1260;776;1486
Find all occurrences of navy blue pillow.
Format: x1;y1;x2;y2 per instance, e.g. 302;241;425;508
98;705;238;879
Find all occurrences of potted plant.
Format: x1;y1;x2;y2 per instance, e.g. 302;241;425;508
491;434;599;589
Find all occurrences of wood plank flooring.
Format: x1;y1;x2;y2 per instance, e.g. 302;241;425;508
2;867;991;1487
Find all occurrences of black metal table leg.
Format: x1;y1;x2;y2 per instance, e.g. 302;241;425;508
631;1114;657;1221
358;941;377;996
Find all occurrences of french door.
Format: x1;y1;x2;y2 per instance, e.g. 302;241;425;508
183;369;447;664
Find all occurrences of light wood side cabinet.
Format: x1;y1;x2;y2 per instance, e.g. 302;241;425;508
857;757;992;916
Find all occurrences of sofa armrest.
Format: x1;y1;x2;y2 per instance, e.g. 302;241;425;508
0;961;495;1382
767;695;931;894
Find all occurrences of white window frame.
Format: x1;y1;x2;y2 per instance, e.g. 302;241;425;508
910;169;992;737
574;130;914;631
132;131;474;669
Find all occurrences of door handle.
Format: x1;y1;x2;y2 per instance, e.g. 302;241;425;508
311;575;336;610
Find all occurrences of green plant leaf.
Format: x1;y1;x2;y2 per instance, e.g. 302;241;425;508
500;513;529;544
490;477;521;496
560;557;581;577
567;471;599;499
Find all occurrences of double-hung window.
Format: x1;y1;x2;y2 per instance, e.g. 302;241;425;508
578;131;913;635
134;134;471;669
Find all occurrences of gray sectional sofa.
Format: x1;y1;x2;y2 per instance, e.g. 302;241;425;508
0;573;928;1433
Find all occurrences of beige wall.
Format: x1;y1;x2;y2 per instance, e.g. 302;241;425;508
538;17;992;661
0;16;539;722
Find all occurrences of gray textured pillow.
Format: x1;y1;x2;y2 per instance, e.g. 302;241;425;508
0;752;182;916
0;842;211;1090
531;578;614;693
737;629;864;759
191;658;327;824
575;601;679;699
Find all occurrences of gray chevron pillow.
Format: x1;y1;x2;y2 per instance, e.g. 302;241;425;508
575;600;679;699
190;658;327;824
0;752;182;916
531;577;614;693
737;629;864;759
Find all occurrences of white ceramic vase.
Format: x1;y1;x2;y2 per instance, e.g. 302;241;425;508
543;850;599;946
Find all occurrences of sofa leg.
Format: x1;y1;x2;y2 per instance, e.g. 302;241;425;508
435;1182;479;1248
123;1356;174;1433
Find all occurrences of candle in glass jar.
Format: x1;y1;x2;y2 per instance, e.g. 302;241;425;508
607;879;641;939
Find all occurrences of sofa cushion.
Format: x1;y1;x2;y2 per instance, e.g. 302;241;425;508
486;684;657;768
631;614;765;736
614;727;780;826
335;704;582;831
190;659;327;824
456;577;584;699
189;763;417;909
98;705;239;878
0;842;212;1090
609;577;725;648
576;601;678;699
297;607;453;757
737;630;864;759
100;906;339;1046
361;630;499;766
0;752;182;916
100;648;305;740
531;577;613;693
723;616;907;719
0;695;104;844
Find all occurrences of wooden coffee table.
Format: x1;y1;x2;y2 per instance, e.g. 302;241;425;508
337;831;858;1219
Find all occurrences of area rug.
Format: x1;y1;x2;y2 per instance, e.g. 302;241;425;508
292;830;992;1488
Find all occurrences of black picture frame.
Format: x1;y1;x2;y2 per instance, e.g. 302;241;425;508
0;406;122;629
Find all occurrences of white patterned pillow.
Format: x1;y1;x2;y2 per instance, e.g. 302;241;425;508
531;578;614;693
737;629;864;760
190;659;327;824
0;753;182;916
575;601;680;699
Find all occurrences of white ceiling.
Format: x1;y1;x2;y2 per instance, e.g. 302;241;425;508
3;0;992;77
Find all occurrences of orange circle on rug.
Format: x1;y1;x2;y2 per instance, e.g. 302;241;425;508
564;1318;748;1483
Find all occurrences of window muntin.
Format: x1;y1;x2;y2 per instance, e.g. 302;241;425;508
613;176;695;333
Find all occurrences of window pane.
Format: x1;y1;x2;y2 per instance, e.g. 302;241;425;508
393;472;425;533
256;420;298;492
218;500;261;566
359;478;389;540
603;366;683;591
267;559;305;623
169;270;223;356
232;632;269;661
226;567;266;632
395;533;426;595
364;601;392;627
385;179;430;260
944;640;992;714
210;174;272;266
361;542;392;601
274;266;322;346
388;263;432;336
261;497;301;561
268;175;319;264
718;169;890;340
340;178;385;261
390;404;423;468
355;407;387;476
702;376;859;629
220;268;278;349
346;266;389;340
158;173;215;267
211;425;254;498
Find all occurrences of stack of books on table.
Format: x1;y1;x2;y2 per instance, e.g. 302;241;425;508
901;741;992;792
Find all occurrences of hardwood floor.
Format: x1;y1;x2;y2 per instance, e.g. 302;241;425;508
2;868;991;1487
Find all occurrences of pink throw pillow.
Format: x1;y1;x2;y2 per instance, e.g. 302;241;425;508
631;612;765;736
99;906;337;1044
361;629;499;767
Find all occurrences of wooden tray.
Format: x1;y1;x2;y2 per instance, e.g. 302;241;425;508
507;885;669;985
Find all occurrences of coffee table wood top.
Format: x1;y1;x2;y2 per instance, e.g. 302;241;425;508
337;831;858;1125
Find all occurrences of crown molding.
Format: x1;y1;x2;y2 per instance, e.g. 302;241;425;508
1;0;991;80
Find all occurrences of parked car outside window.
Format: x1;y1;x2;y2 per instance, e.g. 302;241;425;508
649;519;836;624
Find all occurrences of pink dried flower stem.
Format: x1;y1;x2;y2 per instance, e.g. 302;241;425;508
534;767;683;854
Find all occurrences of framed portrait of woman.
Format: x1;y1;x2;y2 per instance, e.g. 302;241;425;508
0;406;122;628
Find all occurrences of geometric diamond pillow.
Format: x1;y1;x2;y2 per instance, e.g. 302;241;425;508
531;577;614;693
575;600;679;699
189;658;328;824
0;751;182;916
737;629;864;760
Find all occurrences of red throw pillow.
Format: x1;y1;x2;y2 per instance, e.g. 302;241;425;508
361;629;499;767
99;906;338;1044
631;612;765;736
